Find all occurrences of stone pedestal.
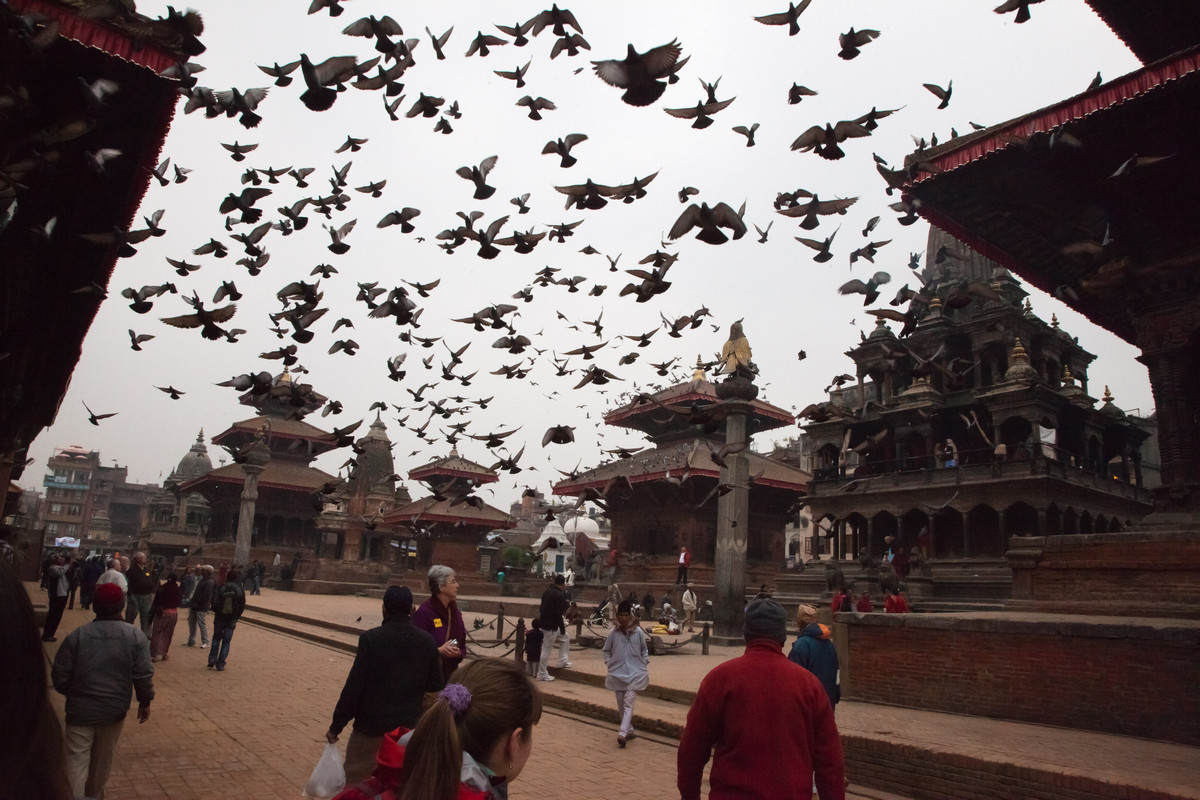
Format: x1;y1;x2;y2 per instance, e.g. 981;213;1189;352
234;438;271;569
713;376;757;639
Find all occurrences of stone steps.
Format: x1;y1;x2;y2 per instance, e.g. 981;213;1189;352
240;598;1200;800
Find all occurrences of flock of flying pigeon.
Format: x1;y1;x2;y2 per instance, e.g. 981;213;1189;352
5;0;1129;497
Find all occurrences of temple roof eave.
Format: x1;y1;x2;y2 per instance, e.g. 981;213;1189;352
382;495;515;528
178;461;338;496
552;442;809;497
603;382;795;433
902;46;1200;344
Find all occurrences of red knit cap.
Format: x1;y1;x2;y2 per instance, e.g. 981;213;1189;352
94;583;124;606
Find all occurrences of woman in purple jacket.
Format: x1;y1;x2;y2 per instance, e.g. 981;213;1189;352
412;564;468;680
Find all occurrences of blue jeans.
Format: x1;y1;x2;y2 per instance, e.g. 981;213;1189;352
208;619;236;667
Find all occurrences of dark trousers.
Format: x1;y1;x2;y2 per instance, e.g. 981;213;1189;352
676;565;688;584
44;594;68;639
208;619;236;668
80;583;96;610
67;584;78;609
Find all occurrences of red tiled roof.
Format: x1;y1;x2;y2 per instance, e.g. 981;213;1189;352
552;439;809;496
409;455;498;484
14;0;189;72
214;416;336;446
911;46;1200;181
604;379;794;431
383;496;514;527
178;460;336;494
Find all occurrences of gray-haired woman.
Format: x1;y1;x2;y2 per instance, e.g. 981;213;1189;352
412;565;468;680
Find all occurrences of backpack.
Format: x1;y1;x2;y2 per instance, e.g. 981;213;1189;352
218;584;239;616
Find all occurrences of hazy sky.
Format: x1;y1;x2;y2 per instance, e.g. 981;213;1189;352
26;1;1148;504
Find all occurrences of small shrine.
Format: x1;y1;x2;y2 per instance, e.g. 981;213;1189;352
554;358;809;587
382;446;515;574
178;371;342;553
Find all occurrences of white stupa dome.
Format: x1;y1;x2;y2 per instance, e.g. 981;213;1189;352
562;516;600;537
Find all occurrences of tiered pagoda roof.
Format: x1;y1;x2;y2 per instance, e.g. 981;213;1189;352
0;1;192;462
904;38;1200;344
408;447;499;485
557;367;807;499
555;439;808;497
384;496;515;529
604;374;795;441
384;447;513;530
213;416;338;457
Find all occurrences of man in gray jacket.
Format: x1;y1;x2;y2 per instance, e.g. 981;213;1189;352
52;582;154;800
187;565;215;648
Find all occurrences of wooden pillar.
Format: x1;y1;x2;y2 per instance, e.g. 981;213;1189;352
1135;302;1200;517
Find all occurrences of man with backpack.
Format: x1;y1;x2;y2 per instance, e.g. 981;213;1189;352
208;568;246;672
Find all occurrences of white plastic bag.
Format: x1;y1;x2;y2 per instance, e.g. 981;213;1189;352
304;742;346;799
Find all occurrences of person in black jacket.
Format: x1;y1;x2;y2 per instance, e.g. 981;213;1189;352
536;574;571;681
326;586;444;783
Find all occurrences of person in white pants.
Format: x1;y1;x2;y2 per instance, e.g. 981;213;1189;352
603;600;649;747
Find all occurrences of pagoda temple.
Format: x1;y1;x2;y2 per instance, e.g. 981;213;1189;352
897;1;1200;617
817;7;1200;758
382;446;515;574
0;1;195;509
178;371;341;553
554;362;809;586
902;3;1199;519
801;229;1154;602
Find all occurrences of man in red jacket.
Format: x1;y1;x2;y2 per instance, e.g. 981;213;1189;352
677;598;845;800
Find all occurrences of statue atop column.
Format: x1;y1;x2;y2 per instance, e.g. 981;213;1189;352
715;320;758;379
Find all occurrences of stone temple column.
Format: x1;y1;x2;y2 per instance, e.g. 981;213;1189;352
234;433;271;569
714;377;756;639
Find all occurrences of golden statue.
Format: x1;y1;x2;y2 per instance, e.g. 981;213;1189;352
716;320;757;378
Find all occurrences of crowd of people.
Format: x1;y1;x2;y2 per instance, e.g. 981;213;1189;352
13;547;884;800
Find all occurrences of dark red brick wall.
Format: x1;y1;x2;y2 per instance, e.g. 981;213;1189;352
1010;534;1200;618
843;736;1184;800
1031;538;1200;611
844;617;1200;746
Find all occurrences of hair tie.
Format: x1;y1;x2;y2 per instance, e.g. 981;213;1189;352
440;683;472;719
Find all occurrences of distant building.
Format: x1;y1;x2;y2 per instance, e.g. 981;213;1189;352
40;445;164;552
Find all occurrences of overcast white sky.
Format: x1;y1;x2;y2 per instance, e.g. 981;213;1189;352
26;0;1148;503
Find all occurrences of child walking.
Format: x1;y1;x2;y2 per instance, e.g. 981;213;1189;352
524;618;544;677
603;599;649;747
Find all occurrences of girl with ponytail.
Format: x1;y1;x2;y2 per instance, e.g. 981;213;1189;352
337;658;541;800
